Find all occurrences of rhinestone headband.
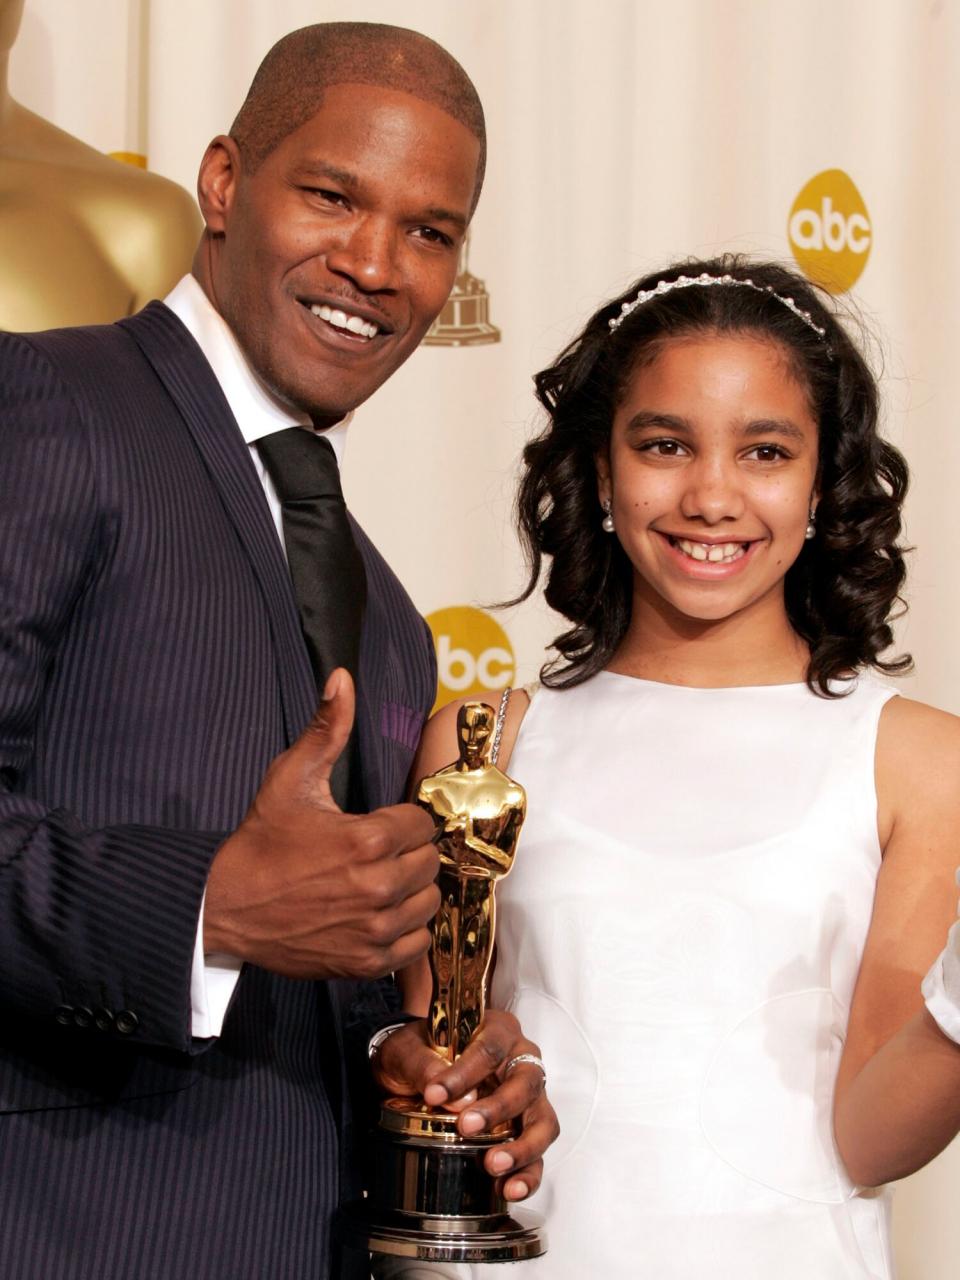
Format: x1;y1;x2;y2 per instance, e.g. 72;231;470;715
608;271;828;339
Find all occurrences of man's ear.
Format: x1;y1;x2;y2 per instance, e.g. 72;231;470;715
196;135;242;234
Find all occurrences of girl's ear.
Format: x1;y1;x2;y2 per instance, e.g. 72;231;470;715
596;450;611;506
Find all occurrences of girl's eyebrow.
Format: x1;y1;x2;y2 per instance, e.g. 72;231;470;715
741;418;808;441
623;411;690;434
623;412;809;442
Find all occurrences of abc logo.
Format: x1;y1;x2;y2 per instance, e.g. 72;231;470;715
426;605;516;714
788;169;872;294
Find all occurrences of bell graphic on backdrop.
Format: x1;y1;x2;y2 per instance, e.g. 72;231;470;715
338;701;546;1264
423;233;501;346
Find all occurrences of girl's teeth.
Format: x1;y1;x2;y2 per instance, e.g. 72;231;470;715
675;538;746;563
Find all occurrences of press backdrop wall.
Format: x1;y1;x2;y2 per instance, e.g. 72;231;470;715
9;2;960;1274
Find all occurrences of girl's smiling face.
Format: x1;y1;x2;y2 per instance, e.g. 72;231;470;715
598;332;819;630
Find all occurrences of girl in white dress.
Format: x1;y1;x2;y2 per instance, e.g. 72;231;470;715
387;257;960;1279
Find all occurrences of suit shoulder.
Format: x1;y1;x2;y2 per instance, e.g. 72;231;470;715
1;305;197;421
0;309;191;472
0;315;145;387
0;326;93;422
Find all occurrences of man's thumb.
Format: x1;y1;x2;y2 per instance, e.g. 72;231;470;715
299;667;356;787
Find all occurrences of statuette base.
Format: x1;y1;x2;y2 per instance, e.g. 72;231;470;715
337;1204;546;1264
336;1100;546;1263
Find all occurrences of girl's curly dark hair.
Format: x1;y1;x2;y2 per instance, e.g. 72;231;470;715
513;254;911;696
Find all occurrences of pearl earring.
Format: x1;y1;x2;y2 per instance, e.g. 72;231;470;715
601;499;615;533
805;508;817;541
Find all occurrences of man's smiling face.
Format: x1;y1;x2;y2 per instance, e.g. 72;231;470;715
197;82;480;425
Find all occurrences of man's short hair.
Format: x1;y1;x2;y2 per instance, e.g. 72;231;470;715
230;22;486;210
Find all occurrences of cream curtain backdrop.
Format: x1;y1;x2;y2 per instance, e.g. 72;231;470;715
8;1;960;1274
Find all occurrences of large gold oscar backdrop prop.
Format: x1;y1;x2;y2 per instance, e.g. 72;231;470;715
341;701;546;1265
0;0;200;331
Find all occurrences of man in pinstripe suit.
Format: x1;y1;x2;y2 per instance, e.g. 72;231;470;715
0;23;555;1280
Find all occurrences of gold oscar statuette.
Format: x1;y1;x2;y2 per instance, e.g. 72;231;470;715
338;700;546;1264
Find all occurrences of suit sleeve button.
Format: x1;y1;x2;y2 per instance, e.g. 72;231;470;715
55;1005;74;1026
73;1006;94;1029
93;1006;115;1032
115;1010;139;1035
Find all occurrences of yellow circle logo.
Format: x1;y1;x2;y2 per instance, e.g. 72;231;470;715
787;169;872;294
426;606;516;715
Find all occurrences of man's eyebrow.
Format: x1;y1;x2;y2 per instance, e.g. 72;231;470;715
419;206;468;233
293;164;468;232
296;161;359;186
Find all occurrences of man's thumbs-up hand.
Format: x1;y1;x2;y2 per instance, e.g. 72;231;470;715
286;665;358;812
204;669;440;980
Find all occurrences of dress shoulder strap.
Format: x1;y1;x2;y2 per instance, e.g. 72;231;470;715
490;687;512;767
489;683;536;769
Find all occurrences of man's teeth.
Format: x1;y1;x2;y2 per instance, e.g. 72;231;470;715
309;303;379;339
674;538;747;563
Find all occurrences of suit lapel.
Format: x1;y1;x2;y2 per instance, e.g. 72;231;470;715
121;305;379;1149
350;516;388;812
120;303;317;745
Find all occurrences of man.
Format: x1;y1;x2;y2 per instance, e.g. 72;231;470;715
0;23;555;1280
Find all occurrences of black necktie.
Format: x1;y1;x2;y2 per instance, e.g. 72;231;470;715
256;428;366;808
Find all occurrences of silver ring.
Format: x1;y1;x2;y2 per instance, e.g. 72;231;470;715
504;1053;547;1087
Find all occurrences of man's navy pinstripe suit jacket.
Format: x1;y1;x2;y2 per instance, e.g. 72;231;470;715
0;302;436;1279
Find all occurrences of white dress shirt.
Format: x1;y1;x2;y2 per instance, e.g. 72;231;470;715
165;274;351;1036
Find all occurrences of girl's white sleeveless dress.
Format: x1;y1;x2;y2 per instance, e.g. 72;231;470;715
383;671;898;1280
